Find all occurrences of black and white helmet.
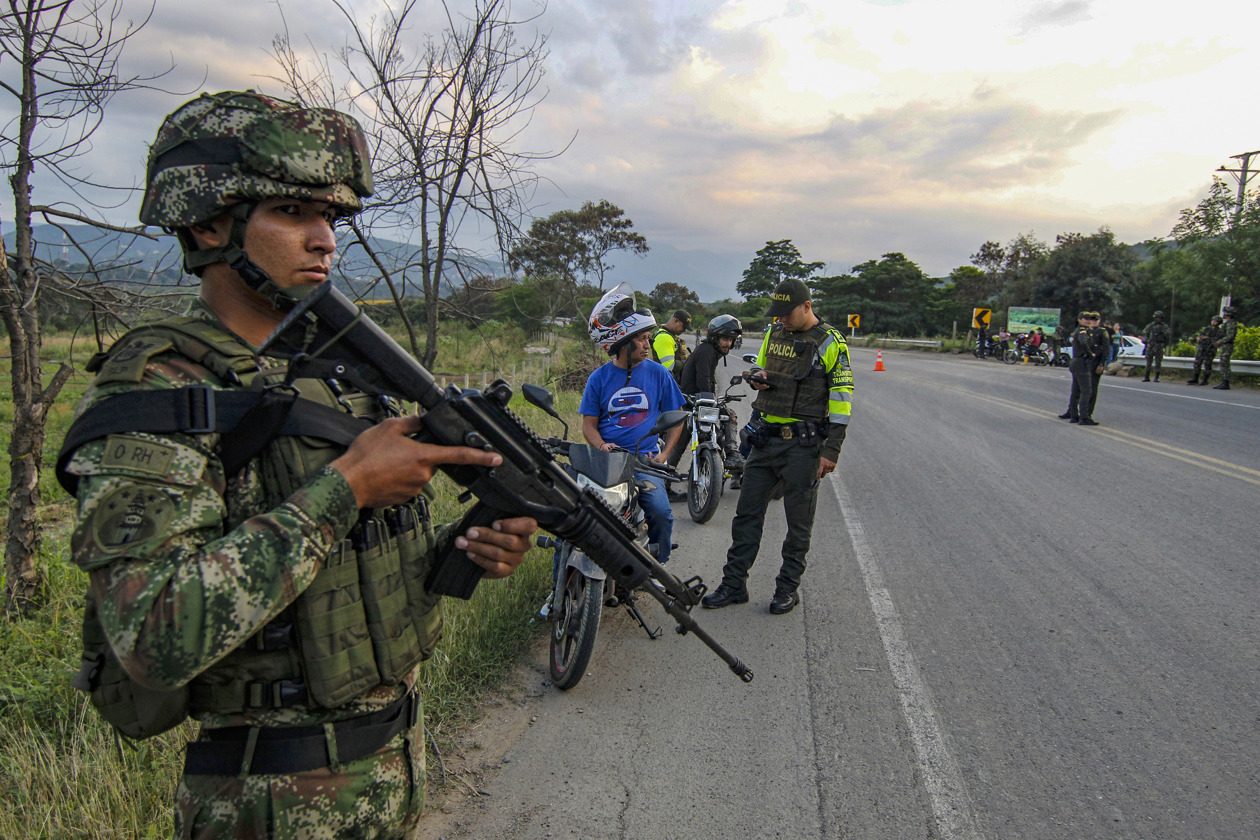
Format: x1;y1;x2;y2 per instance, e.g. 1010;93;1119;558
706;314;743;349
589;283;657;354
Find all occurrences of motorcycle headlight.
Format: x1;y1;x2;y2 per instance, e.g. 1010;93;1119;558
578;473;631;510
697;406;720;425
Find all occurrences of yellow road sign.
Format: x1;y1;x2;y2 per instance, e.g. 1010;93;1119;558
848;314;860;328
973;308;992;329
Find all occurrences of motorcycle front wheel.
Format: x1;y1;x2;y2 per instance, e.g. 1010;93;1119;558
550;567;603;690
688;447;723;524
1002;349;1019;365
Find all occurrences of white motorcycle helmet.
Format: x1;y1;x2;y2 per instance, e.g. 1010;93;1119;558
588;283;657;355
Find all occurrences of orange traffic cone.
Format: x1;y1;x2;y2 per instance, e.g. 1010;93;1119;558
874;351;885;372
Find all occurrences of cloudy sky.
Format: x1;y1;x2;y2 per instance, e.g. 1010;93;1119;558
4;0;1256;301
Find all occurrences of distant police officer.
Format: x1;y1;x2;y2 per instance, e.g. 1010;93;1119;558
1059;310;1108;426
59;91;535;838
1188;315;1223;386
1143;310;1171;382
1213;306;1241;390
701;279;853;615
651;309;692;384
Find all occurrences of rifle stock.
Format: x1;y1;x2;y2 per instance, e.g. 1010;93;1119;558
258;283;754;683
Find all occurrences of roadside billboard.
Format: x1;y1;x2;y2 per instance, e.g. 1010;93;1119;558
1008;306;1061;334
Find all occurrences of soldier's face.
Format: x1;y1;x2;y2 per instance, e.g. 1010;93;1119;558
240;198;338;290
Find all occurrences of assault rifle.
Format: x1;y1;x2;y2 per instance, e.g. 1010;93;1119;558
256;280;754;684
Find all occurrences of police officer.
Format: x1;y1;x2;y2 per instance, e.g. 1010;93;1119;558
1059;310;1107;426
701;279;853;615
60;91;535;838
651;309;692;383
1143;310;1171;382
1213;306;1241;390
1188;315;1223;385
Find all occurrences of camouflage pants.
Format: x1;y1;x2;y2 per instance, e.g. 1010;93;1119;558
1144;346;1165;377
1219;347;1233;381
1193;345;1216;378
175;705;425;840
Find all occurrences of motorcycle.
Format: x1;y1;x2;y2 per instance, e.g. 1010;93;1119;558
523;385;690;690
684;375;745;524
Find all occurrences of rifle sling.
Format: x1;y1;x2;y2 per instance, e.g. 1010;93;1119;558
57;386;372;495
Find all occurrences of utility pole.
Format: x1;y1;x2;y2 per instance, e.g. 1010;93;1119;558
1215;150;1259;311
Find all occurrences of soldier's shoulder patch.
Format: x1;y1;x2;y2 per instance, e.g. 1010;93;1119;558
94;335;176;385
89;482;178;555
67;433;207;487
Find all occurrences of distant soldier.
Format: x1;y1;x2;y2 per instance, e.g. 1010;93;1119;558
1187;316;1223;386
1212;306;1241;390
1142;310;1171;382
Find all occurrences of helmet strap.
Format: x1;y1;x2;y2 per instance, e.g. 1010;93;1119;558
181;202;293;312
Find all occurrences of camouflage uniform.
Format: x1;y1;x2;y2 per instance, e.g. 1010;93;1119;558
63;92;437;840
1190;320;1222;385
1143;315;1171;381
1215;315;1240;388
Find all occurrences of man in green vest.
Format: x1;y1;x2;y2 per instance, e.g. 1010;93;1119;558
59;91;535;838
651;309;692;381
701;278;853;615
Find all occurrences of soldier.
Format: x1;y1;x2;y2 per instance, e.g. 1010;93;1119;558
59;91;535;838
1188;315;1223;385
1213;306;1241;390
701;278;853;615
1143;310;1171;382
1059;310;1107;426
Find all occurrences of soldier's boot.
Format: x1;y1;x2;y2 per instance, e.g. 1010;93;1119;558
1213;380;1230;391
1199;373;1210;387
1142;366;1151;382
1186;373;1199;385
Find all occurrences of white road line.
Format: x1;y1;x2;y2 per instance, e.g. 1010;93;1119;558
830;479;986;840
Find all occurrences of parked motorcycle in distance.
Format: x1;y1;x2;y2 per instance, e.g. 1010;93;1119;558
522;384;689;690
684;375;745;524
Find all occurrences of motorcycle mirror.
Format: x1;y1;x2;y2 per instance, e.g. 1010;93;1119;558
729;375;744;386
741;353;758;364
633;408;689;454
522;383;568;439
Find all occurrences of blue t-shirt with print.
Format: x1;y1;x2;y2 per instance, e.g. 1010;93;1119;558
579;359;685;454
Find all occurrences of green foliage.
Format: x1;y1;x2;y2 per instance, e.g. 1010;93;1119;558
508;200;648;289
1235;325;1260;361
737;240;824;300
1170;341;1196;357
814;252;942;335
1032;228;1137;318
647;282;700;316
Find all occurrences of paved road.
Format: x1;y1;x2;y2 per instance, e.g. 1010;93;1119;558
421;349;1260;840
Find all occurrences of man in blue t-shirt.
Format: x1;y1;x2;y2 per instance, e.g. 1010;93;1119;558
581;284;686;564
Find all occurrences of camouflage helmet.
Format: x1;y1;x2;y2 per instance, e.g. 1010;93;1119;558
140;90;373;229
1222;305;1237;317
1153;310;1165;319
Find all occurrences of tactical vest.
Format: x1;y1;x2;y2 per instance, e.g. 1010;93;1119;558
651;327;689;385
752;322;837;422
67;316;443;738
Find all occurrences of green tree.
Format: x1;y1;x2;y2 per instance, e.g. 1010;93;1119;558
1166;177;1260;320
737;239;825;299
970;233;1049;309
508;199;648;290
648;281;700;316
1031;229;1137;326
813;253;936;335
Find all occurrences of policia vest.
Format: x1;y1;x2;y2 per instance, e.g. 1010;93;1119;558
60;316;444;739
753;321;839;422
650;327;689;385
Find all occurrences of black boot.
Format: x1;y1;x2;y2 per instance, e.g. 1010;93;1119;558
1213;380;1230;390
1187;374;1199;385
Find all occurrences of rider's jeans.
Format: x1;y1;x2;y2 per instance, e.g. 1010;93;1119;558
636;470;674;565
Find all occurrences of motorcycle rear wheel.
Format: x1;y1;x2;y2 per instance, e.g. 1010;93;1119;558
688;447;723;524
549;567;603;690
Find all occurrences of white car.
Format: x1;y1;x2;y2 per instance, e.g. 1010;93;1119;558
1067;334;1145;358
